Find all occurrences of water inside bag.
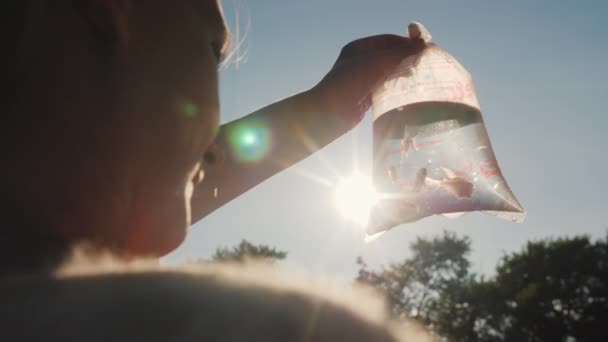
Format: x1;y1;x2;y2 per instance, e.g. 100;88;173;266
367;22;524;238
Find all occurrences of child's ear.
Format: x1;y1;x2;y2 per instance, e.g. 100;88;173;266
74;0;131;47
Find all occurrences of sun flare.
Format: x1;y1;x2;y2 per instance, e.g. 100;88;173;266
334;173;378;226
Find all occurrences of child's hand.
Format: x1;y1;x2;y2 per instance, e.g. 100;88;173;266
310;34;424;128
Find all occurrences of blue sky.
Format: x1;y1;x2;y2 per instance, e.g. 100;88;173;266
168;0;608;278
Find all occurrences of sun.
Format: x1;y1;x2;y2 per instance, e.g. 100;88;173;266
334;172;378;226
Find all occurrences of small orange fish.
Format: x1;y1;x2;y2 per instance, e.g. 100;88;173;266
440;176;474;198
388;166;400;184
412;167;427;192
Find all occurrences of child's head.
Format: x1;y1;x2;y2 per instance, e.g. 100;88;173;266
3;1;229;258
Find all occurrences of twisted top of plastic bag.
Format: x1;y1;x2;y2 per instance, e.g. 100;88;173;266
408;21;432;43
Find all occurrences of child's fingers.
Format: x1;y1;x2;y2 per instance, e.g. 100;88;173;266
375;44;424;78
313;35;427;127
340;35;408;55
334;36;425;88
337;34;421;60
343;45;422;91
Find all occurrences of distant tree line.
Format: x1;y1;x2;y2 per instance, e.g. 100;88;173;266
208;231;608;341
199;239;287;264
356;231;608;341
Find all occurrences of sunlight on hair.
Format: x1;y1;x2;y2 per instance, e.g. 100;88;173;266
219;0;251;70
334;172;378;226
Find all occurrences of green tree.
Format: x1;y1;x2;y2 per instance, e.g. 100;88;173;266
212;239;287;264
357;232;608;341
470;235;608;342
357;231;476;339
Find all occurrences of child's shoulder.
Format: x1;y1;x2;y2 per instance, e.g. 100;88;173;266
0;260;423;342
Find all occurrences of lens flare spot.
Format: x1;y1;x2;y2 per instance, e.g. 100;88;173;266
334;173;378;226
228;120;271;162
241;131;258;146
179;100;199;118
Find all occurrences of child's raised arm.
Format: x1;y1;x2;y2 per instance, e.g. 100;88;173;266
191;35;424;223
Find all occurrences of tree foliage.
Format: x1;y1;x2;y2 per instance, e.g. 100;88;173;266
357;232;608;341
212;239;287;264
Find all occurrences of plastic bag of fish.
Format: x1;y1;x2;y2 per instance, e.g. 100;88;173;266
367;22;525;239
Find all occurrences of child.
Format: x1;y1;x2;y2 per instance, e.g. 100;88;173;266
1;1;430;340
